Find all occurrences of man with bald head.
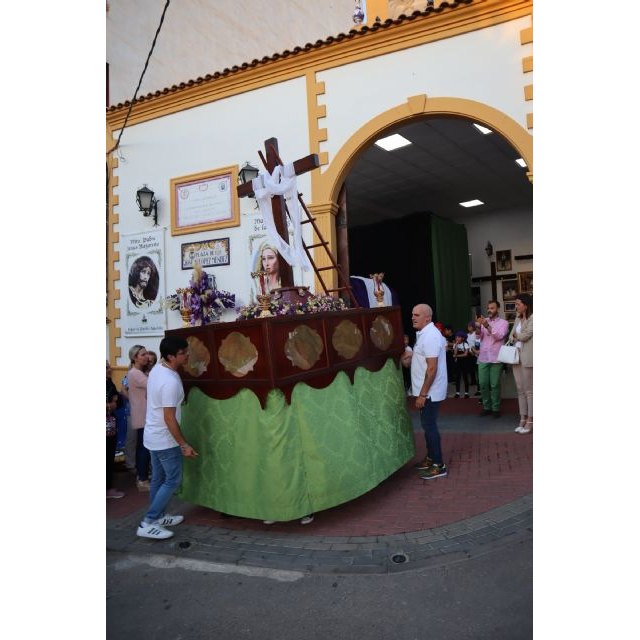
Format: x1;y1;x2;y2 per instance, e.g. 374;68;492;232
401;303;449;480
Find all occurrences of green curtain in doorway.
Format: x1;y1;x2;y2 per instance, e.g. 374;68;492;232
430;214;471;330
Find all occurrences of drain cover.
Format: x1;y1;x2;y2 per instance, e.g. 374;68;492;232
178;541;191;549
391;553;408;564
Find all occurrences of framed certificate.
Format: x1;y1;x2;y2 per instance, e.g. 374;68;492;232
170;166;240;236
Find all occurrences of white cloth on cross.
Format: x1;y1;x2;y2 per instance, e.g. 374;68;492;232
251;163;312;271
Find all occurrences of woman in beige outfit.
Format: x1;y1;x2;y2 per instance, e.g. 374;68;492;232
508;293;533;434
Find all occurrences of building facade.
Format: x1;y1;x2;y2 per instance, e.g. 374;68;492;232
106;0;533;368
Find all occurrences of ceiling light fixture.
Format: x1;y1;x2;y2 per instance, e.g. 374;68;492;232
515;158;527;168
374;134;412;151
472;123;492;135
459;199;484;208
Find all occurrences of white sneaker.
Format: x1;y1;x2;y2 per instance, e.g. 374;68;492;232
263;520;276;525
300;515;314;525
136;521;174;539
154;514;184;527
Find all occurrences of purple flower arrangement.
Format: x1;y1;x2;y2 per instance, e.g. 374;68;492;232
236;294;349;320
165;263;235;325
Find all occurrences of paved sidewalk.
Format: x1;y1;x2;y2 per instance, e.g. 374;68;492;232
107;398;532;574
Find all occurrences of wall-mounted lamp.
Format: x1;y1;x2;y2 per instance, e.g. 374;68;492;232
485;241;494;258
238;162;259;185
136;184;158;226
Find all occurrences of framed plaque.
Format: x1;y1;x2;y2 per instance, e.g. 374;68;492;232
181;238;230;270
170;166;240;236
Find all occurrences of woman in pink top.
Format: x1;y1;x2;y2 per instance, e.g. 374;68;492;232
128;345;151;491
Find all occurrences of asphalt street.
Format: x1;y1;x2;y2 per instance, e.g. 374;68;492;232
107;534;532;640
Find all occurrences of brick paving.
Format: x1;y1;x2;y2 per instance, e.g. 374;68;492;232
107;399;532;573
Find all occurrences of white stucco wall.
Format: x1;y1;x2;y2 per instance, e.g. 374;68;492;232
460;206;532;309
106;0;357;107
109;13;533;362
317;17;532;163
112;76;314;363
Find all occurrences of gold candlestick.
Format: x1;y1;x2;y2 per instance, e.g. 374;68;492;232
176;287;192;326
369;272;386;307
257;294;273;317
179;308;191;326
373;289;385;306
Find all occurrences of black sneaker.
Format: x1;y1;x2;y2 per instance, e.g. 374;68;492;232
474;391;481;396
463;393;469;399
492;411;501;418
454;392;460;398
420;463;448;480
479;408;493;416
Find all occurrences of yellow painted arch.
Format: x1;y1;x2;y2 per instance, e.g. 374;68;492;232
313;95;533;204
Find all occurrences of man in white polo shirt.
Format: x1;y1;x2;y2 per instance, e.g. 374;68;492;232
136;335;199;540
401;303;449;480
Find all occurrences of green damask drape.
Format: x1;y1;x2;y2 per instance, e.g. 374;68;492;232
178;359;415;521
430;214;472;330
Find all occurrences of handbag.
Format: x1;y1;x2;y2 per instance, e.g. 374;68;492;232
106;414;117;437
497;343;520;365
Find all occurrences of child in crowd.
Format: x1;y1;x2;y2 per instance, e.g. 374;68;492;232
466;321;480;396
452;330;471;398
443;325;455;383
469;323;483;399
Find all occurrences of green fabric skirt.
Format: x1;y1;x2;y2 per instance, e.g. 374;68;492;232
177;358;415;521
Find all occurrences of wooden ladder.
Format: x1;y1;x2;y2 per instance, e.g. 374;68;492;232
258;147;360;308
295;194;359;308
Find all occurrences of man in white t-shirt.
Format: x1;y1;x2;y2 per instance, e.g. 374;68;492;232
136;336;199;540
401;303;448;480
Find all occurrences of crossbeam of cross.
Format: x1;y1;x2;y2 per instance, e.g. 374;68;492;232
237;137;319;287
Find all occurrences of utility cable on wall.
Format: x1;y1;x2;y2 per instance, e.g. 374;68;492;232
106;0;172;155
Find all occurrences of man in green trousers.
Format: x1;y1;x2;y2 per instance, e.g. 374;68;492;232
476;300;509;418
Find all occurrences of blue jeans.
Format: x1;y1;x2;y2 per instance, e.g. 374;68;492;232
420;399;443;465
144;446;182;523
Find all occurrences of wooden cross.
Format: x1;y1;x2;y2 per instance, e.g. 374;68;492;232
237;137;319;288
471;261;516;302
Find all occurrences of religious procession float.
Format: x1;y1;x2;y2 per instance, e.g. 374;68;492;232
166;139;415;522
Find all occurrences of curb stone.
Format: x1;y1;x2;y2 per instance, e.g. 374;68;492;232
107;494;532;574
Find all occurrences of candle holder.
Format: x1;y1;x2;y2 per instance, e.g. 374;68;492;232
373;289;385;307
176;288;192;326
179;308;191;326
257;294;273;317
369;272;386;307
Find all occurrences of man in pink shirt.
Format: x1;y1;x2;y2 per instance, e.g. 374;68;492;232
476;300;509;418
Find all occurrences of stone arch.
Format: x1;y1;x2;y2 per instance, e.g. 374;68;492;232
314;95;533;205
